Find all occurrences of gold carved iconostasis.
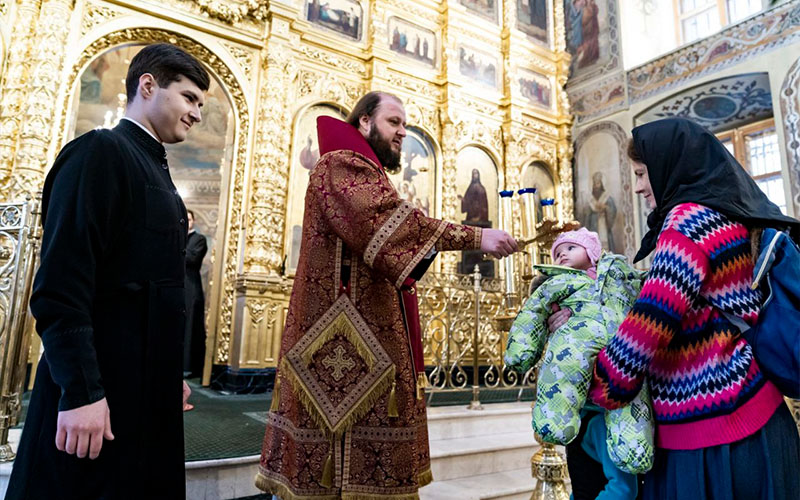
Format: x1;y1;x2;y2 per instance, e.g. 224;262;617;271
0;0;573;384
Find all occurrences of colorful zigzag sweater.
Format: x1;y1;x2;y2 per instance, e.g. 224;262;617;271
589;202;784;450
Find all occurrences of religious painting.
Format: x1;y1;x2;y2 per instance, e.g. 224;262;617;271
69;44;233;293
386;127;436;220
563;0;615;79
456;146;498;277
518;69;553;110
522;161;555;222
285;104;347;273
388;17;437;68
306;0;363;41
458;45;499;89
574;131;626;257
517;0;549;46
459;0;498;23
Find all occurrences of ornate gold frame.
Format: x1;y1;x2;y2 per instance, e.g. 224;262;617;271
56;26;251;380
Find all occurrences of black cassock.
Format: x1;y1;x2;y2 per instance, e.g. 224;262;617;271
7;119;188;500
183;230;207;376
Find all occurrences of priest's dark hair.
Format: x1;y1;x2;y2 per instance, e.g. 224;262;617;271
346;91;402;128
125;43;210;103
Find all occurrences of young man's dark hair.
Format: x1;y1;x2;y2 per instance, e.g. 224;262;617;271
125;43;210;102
186;209;195;219
345;91;400;128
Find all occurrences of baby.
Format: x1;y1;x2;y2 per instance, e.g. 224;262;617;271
505;228;654;499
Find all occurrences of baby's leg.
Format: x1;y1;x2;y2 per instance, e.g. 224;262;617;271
532;316;608;444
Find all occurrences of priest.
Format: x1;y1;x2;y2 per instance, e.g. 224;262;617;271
256;91;518;499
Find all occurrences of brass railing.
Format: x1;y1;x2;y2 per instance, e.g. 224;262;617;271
0;196;41;461
417;269;536;396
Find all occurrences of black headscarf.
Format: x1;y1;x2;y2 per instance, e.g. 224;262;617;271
632;117;800;262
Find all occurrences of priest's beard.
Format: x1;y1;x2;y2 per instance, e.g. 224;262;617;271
367;126;402;173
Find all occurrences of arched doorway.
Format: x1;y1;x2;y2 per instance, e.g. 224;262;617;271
64;40;239;381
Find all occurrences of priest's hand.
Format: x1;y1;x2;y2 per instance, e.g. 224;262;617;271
480;229;519;259
56;397;114;460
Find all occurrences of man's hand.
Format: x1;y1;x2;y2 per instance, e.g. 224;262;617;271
55;397;114;460
547;304;571;333
480;229;519;259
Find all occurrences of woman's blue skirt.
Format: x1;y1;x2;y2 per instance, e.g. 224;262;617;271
643;402;799;500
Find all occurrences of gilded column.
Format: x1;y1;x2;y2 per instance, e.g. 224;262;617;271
0;0;43;200
10;0;76;201
243;17;294;276
553;0;573;221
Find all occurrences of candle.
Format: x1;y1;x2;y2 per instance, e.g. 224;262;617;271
541;198;556;221
499;190;516;300
517;188;538;241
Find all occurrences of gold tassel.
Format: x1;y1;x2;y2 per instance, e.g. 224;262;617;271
388;380;399;417
269;377;281;412
416;373;428;400
321;439;334;488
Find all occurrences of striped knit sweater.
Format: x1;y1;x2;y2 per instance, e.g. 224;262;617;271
590;203;784;450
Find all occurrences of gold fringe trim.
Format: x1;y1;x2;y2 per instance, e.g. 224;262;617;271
417;469;433;487
283;357;396;435
254;472;340;500
321;451;334;488
341;492;420;500
388;380;398;417
302;313;377;370
270;376;281;412
256;471;427;500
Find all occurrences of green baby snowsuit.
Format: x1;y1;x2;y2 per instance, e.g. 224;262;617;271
504;253;655;474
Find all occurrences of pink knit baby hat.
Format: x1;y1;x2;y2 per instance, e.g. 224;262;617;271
550;228;602;265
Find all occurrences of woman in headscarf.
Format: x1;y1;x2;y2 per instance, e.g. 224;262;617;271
584;117;800;499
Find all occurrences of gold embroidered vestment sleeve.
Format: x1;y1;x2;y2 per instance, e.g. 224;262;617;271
313;150;482;287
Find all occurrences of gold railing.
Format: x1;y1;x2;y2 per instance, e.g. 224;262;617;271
418;269;536;396
0;196;41;461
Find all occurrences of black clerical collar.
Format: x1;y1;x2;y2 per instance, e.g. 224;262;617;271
115;118;167;162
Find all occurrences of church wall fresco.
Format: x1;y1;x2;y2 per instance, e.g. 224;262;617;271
285;103;347;273
563;0;620;84
517;0;550;46
573;121;636;262
387;16;437;69
304;0;363;41
459;0;499;24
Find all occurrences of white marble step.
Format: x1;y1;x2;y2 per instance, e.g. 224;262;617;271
430;430;538;481
426;402;533;441
420;467;535;500
185;455;261;500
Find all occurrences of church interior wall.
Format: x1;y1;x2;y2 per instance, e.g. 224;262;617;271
570;0;800;258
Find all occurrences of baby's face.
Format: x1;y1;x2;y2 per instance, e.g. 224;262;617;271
553;243;592;270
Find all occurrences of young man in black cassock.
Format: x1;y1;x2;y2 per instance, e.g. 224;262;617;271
6;43;209;500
